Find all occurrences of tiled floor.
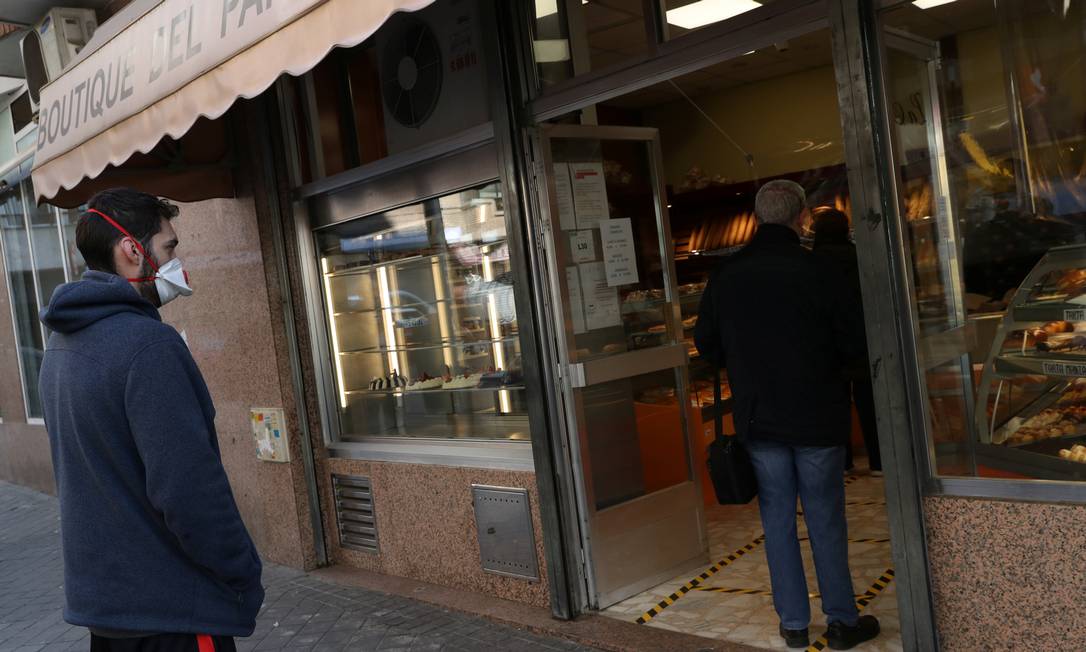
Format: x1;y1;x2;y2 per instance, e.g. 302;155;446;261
603;468;902;651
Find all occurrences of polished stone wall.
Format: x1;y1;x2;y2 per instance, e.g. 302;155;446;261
925;495;1086;650
322;457;551;608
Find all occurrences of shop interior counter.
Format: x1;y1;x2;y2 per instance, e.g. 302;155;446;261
975;244;1086;479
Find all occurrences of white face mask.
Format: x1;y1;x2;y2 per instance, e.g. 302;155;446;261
153;257;193;306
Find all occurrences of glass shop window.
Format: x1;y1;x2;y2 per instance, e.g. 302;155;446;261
316;182;530;442
881;0;1086;481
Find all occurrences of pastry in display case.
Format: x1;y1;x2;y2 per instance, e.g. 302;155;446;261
317;183;530;442
975;244;1086;478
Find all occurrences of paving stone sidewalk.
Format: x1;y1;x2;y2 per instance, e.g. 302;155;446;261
0;481;596;652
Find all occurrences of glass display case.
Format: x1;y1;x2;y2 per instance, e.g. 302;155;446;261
316;182;530;442
975;244;1086;479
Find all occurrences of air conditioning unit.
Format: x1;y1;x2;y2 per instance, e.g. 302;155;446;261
21;8;98;108
377;0;488;155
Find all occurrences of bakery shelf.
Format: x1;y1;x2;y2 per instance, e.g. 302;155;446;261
345;384;527;397
1011;301;1086;323
339;335;521;355
325;241;512;278
993;353;1086;378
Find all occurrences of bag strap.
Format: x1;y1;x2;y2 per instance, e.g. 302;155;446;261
714;367;725;441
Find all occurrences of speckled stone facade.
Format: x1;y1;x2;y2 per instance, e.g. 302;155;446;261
925;495;1086;650
321;458;551;608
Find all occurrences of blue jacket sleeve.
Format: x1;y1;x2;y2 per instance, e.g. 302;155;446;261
124;337;262;594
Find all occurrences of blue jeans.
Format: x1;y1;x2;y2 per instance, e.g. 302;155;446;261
746;439;859;630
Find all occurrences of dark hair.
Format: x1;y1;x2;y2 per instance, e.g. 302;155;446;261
812;207;850;242
76;188;179;274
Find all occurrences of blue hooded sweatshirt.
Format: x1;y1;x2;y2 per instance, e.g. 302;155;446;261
38;270;264;636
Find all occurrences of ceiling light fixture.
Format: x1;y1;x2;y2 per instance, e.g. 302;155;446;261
912;0;958;9
666;0;761;29
536;0;558;18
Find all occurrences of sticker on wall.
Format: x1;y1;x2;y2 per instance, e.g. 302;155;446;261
250;407;290;463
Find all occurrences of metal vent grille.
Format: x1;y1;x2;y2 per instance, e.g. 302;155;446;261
332;475;378;553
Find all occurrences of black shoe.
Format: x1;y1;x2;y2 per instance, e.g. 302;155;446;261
779;624;809;648
825;615;880;650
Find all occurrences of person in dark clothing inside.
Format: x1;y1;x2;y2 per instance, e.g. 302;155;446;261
38;189;263;652
811;208;882;476
694;180;879;650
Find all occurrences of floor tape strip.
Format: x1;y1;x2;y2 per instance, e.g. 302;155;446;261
635;534;766;625
797;537;891;544
805;568;896;652
798;500;886;516
691;586;871;599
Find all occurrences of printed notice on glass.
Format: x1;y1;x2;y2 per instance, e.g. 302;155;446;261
600;218;639;286
553;163;577;231
570;230;596;264
570;162;609;229
566;266;587;334
579;261;622;330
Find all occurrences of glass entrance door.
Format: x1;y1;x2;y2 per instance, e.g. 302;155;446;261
882;31;977;475
534;124;708;608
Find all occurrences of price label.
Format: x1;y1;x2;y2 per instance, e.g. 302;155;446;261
569;230;596;263
1064;309;1086;322
1042;361;1086;377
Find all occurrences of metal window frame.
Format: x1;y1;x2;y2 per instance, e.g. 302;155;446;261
0;150;36;423
276;0;547;474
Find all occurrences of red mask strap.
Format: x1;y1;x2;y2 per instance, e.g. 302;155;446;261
85;208;159;281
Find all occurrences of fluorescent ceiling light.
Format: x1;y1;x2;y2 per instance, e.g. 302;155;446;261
912;0;958;8
666;0;761;29
536;0;558;18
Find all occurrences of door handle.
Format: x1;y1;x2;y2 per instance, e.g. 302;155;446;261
566;344;687;389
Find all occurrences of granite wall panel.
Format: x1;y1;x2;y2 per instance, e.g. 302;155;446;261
925;495;1086;650
321;458;550;608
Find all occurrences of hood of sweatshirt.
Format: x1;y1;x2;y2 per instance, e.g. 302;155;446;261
40;270;160;334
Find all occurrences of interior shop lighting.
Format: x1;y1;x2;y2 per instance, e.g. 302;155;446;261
482;250;512;414
320;258;349;409
666;0;761;29
377;264;402;379
912;0;958;8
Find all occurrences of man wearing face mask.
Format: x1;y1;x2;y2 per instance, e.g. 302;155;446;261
37;189;263;652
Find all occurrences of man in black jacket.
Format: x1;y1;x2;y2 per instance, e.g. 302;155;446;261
694;180;878;650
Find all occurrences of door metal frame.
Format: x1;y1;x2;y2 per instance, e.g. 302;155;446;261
829;1;938;649
530;122;706;609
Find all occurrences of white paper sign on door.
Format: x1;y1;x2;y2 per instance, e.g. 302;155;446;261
570;162;609;229
600;218;639;286
579;261;622;330
566;266;587;334
552;163;577;231
570;230;596;263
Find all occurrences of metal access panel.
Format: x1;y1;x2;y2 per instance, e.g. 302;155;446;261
471;485;539;581
332;474;379;553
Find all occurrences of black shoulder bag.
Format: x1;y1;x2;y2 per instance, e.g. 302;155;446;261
706;370;758;504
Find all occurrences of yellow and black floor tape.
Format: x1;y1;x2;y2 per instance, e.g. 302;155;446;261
805;568;896;652
691;586;870;599
798;500;886;516
635;535;766;625
797;536;890;544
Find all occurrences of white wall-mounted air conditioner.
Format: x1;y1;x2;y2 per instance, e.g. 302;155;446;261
377;0;489;155
21;8;98;108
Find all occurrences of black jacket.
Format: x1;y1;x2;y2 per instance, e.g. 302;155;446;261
694;224;865;446
812;234;870;380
